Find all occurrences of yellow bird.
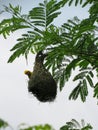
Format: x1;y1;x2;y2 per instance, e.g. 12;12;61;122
24;70;32;79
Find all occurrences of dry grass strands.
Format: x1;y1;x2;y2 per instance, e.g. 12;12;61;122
25;51;57;102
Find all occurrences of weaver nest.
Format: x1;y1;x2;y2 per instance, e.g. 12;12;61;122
24;51;57;102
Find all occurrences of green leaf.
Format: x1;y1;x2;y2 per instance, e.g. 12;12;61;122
69;79;88;102
69;81;81;100
83;79;88;96
0;17;30;38
93;83;98;98
89;71;94;78
29;0;63;28
60;125;70;130
8;48;25;63
0;118;9;128
80;85;86;102
59;71;66;91
78;60;89;69
19;124;54;130
68;0;83;6
60;119;92;130
46;12;61;26
73;71;88;81
75;0;79;6
65;59;79;77
86;75;94;88
68;0;73;6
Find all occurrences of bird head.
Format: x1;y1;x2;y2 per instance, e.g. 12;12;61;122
24;70;32;79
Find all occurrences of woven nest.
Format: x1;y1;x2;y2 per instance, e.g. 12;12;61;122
28;70;57;102
27;51;57;102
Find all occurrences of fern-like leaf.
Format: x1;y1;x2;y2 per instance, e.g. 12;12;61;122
29;0;65;29
60;119;92;130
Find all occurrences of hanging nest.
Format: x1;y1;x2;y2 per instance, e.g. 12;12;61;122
24;51;57;102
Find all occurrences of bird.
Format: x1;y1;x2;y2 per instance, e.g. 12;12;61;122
24;70;32;79
24;51;57;102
